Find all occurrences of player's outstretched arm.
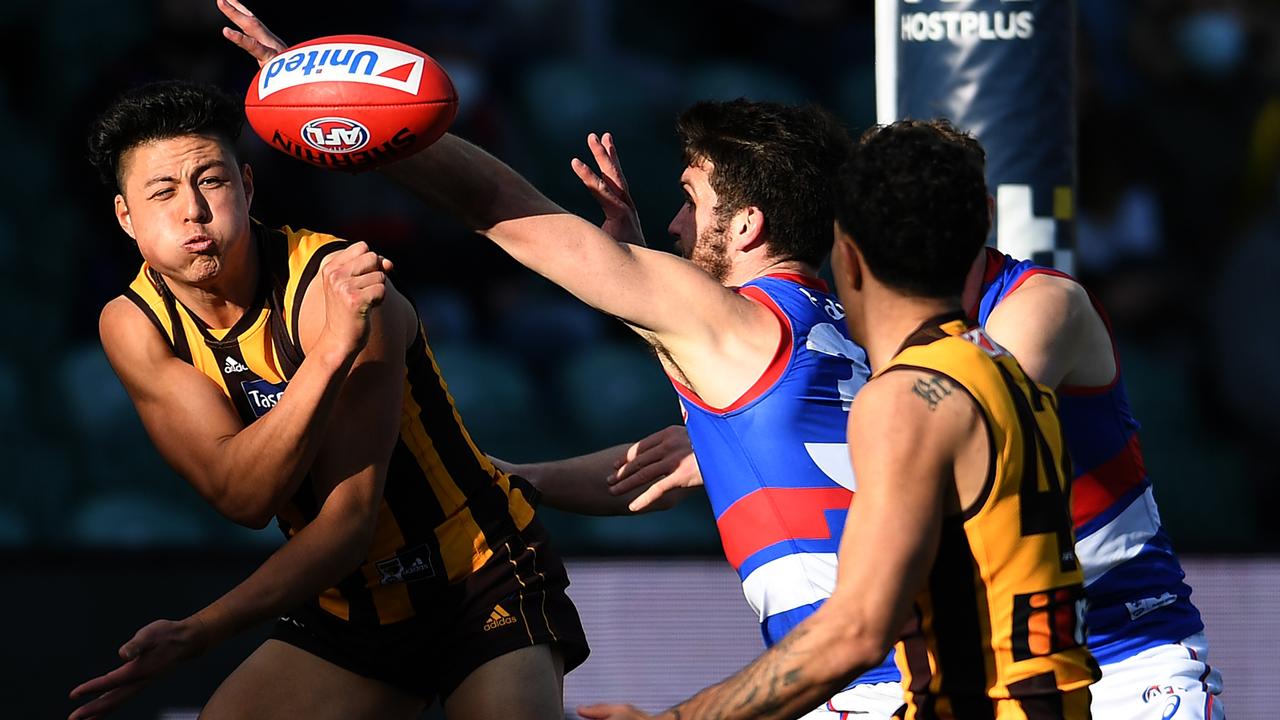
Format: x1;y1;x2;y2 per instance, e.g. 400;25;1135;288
494;425;701;515
217;0;748;350
983;273;1115;389
99;243;392;528
384;135;756;347
579;373;968;720
69;281;413;720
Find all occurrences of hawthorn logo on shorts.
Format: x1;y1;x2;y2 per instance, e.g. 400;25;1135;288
483;603;518;631
375;544;436;585
258;42;426;98
301;117;370;153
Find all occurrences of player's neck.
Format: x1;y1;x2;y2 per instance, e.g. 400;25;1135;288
960;249;989;314
736;258;817;287
861;290;962;372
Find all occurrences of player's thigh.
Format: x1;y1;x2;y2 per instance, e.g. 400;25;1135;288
1090;634;1225;720
200;639;426;720
442;643;565;720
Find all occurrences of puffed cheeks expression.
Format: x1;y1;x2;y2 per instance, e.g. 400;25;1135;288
113;133;254;285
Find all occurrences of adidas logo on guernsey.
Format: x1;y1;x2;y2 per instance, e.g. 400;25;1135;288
483;603;518;631
223;357;249;374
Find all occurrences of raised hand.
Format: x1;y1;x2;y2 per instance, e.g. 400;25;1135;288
216;0;288;66
571;132;646;247
68;618;208;720
610;424;703;512
318;242;395;358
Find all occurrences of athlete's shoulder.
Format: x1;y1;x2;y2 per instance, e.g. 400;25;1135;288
850;367;980;478
98;294;175;369
99;294;145;334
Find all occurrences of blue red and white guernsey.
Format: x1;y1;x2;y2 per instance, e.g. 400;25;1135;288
973;248;1204;665
670;273;899;685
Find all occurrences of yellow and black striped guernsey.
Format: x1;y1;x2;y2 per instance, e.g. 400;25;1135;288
124;222;539;626
879;313;1100;720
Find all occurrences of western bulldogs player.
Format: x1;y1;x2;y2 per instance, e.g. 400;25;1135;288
964;247;1222;719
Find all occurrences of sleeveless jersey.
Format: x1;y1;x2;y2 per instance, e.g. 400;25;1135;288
671;274;898;685
975;248;1203;664
123;222;540;626
882;314;1100;719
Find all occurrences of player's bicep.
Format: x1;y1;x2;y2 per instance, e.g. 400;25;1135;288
984;276;1086;388
99;298;247;498
491;212;750;342
828;373;970;645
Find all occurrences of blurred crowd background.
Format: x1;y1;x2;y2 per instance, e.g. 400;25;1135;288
2;0;1279;559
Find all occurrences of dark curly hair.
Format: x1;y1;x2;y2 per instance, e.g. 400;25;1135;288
834;119;989;299
88;79;244;193
676;99;854;268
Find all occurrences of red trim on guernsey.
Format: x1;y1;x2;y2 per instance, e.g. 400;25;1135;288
717;487;853;570
1071;433;1147;528
966;247;1006;319
763;272;830;293
669;285;793;414
1003;266;1073;295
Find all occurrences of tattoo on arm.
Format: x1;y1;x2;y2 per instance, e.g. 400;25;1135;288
665;625;834;720
911;376;954;410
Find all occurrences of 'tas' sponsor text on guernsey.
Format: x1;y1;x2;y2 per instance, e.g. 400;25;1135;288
241;378;286;418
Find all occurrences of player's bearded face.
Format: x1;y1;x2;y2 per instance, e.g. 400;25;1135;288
115;135;253;286
671;161;732;284
687;218;732;284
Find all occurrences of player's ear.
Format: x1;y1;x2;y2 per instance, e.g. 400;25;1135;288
732;205;766;252
832;221;862;292
241;163;255;210
114;194;136;240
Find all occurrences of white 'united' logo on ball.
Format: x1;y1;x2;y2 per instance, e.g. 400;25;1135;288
258;42;426;98
300;117;370;152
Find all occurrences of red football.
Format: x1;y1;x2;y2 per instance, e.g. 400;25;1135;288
244;34;457;171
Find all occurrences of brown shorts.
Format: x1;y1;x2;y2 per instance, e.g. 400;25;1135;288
271;519;588;703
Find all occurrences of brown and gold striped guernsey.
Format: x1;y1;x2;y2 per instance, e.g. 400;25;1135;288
878;312;1101;720
124;222;539;626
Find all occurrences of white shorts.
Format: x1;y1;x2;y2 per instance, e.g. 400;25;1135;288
1091;632;1225;719
799;681;905;720
807;632;1225;719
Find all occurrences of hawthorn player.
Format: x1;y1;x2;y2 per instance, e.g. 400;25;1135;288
67;78;591;720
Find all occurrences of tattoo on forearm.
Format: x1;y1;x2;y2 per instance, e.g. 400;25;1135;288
912;376;953;410
668;625;831;720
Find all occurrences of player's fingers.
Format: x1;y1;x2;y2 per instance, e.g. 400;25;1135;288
68;662;139;701
217;0;287;53
329;245;383;277
628;479;674;513
611;450;668;491
577;703;644;719
571;159;627;210
218;23;279;67
585;134;628;199
69;684;142;720
600;132;632;195
347;271;388;291
609;437;656;479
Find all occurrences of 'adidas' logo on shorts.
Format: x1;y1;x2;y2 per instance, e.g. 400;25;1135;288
483;603;518;631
